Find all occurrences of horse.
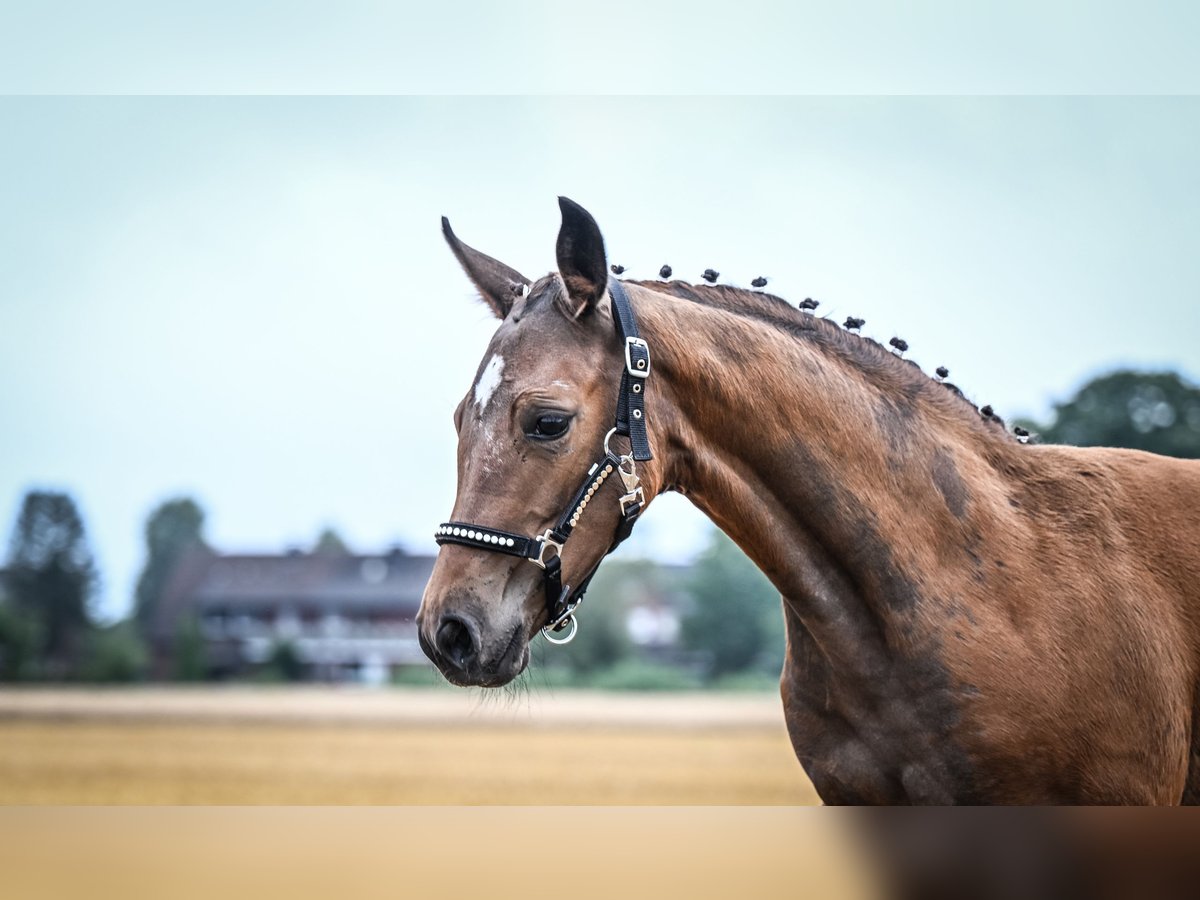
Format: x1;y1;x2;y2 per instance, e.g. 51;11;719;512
417;197;1200;804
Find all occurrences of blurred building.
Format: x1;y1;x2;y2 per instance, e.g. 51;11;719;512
152;547;433;684
149;542;697;684
591;562;692;664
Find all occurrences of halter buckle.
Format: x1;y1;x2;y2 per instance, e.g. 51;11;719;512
532;530;564;569
619;486;645;516
624;337;651;378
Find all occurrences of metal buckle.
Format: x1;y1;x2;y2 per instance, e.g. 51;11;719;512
532;530;563;569
624;337;650;378
619;486;645;516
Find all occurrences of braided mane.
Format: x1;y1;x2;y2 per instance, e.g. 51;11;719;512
625;278;1016;442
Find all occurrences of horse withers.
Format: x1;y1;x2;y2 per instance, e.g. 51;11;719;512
417;197;1200;804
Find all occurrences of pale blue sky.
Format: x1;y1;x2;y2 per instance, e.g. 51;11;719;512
2;96;1198;619
3;1;1199;94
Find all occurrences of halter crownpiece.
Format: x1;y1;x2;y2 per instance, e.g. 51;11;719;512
434;278;652;645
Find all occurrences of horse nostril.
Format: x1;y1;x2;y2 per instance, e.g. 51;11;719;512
436;615;478;670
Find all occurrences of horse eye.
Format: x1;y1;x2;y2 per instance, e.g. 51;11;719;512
530;414;570;440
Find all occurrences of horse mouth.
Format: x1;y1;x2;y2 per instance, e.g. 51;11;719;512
419;618;530;688
475;621;530;687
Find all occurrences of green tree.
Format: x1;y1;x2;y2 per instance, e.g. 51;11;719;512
83;620;148;682
1022;370;1200;458
172;614;208;681
313;526;350;555
555;560;642;675
0;602;41;681
262;640;305;682
4;490;98;679
134;497;207;636
681;530;784;681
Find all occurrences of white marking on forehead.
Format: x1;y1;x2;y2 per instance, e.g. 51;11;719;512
474;353;505;411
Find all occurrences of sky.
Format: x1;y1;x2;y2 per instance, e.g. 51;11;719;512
2;2;1199;94
2;95;1199;620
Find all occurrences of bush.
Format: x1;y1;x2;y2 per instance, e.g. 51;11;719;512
390;665;453;688
554;563;642;675
83;621;148;682
681;531;785;681
172;615;208;681
579;660;700;692
259;641;304;682
709;670;780;693
0;603;42;681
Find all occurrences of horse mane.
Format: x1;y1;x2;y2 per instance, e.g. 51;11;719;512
625;278;1018;443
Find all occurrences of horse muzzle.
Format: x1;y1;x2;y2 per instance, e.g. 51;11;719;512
418;610;529;687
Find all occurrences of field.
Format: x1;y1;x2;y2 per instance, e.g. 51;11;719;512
0;687;820;805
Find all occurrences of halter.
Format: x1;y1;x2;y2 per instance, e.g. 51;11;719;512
434;279;652;645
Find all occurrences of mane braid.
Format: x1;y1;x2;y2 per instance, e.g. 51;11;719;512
627;279;1015;443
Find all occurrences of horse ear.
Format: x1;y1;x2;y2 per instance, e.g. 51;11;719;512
442;217;531;319
555;196;608;316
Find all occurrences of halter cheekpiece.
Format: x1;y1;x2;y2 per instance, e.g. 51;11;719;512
434;279;653;645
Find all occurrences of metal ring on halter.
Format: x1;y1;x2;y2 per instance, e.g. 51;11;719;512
602;426;619;457
541;614;578;644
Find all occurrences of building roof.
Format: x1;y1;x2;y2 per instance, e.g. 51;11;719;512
152;548;433;639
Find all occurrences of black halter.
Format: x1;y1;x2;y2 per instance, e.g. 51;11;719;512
434;279;652;644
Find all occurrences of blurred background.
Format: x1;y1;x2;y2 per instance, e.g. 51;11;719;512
1;96;1198;804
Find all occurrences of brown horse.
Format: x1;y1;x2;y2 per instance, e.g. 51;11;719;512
417;197;1200;804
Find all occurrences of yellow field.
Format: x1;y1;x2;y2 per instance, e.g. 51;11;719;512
0;687;820;805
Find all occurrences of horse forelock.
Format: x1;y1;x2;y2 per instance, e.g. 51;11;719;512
516;273;587;320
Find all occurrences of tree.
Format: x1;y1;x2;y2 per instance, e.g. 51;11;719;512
262;640;305;682
681;530;784;681
0;602;40;681
134;497;207;636
4;490;98;679
1022;370;1200;458
83;620;148;683
172;614;208;681
313;526;350;555
555;560;641;675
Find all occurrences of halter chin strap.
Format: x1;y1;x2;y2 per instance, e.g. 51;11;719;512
434;279;651;644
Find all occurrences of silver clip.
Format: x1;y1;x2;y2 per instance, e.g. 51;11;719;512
617;455;640;493
532;530;563;569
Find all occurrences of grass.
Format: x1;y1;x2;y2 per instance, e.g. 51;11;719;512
512;662;783;693
0;687;818;804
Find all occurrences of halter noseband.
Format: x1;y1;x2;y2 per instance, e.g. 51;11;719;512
434;279;652;645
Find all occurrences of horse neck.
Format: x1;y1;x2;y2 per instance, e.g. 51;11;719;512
633;287;1017;640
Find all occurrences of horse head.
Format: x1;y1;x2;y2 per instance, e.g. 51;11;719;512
417;198;658;687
